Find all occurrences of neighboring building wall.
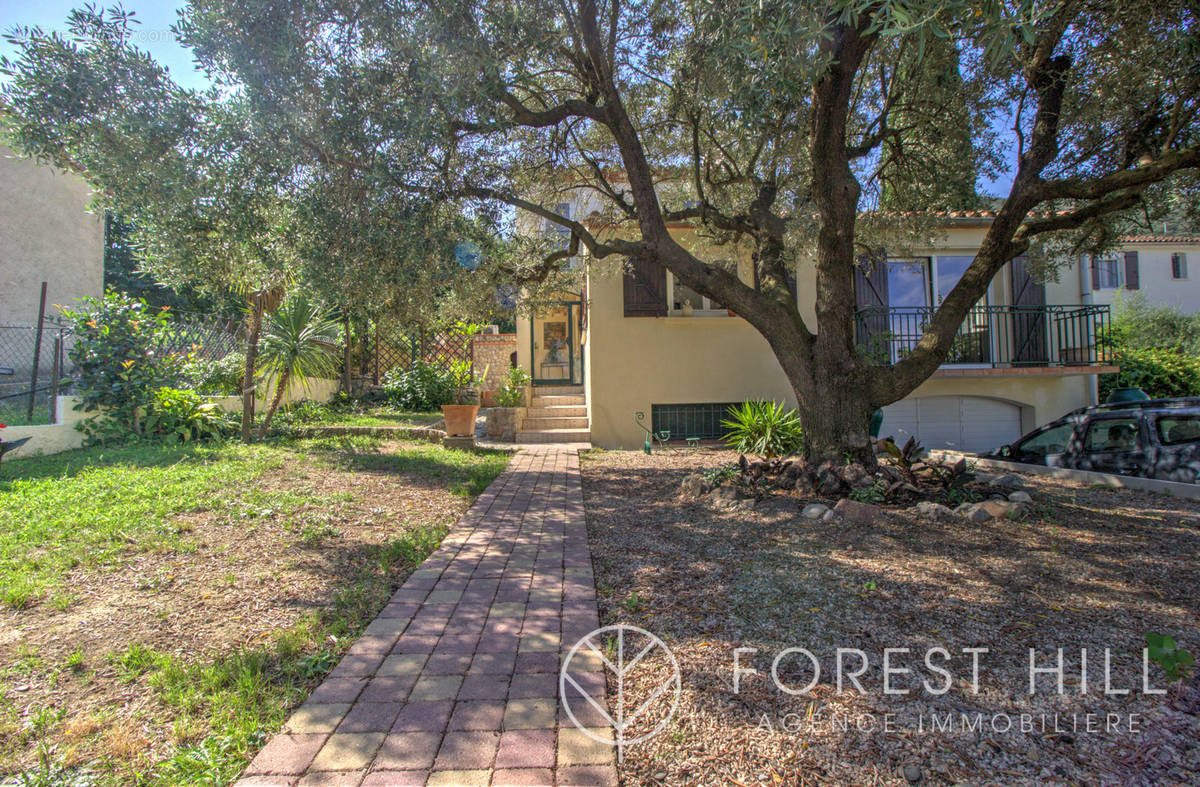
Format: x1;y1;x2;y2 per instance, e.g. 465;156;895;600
472;333;518;391
0;147;104;324
1086;239;1200;313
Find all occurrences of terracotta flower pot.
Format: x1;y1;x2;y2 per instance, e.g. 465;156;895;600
442;404;480;437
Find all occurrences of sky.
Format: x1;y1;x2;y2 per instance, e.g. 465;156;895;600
0;1;1016;195
0;1;211;90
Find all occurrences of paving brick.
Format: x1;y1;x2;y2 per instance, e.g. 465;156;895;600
336;702;403;733
468;651;517;675
433;730;500;770
328;653;386;679
494;729;556;769
377;653;428;677
358;676;418;703
422;652;472;675
448;699;506;731
427;770;490;786
391;635;439;654
305;678;367;705
296;771;364;786
409;674;463;702
234;777;299;786
425;589;463;605
309;732;386;771
490;768;554;786
359;771;428;787
391;700;454;732
373;731;442;770
508;673;557;700
503;699;557;730
556;728;614;767
555;765;618;787
284;705;351;734
457;675;509;700
433;634;480;655
243;733;328;775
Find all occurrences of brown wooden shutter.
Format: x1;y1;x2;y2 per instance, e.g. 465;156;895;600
853;251;889;354
1090;256;1100;290
1124;251;1140;290
622;253;667;317
1011;255;1048;364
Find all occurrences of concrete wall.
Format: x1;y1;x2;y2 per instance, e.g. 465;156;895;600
0;147;104;324
1087;241;1200;313
0;396;88;459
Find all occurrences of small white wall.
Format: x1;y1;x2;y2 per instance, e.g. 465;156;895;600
1;396;87;459
256;375;340;407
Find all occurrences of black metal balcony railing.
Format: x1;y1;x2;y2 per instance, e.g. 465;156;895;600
854;304;1112;368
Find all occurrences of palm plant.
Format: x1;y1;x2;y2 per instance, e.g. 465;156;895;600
255;295;340;437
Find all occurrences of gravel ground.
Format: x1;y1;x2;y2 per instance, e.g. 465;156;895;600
579;447;1200;786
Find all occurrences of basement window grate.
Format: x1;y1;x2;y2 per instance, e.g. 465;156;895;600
651;402;742;441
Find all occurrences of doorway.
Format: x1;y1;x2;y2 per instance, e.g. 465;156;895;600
530;301;584;386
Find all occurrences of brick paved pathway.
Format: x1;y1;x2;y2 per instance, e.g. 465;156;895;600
236;448;615;787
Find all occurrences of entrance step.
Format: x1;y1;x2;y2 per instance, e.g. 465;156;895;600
525;405;588;418
516;427;592;443
521;415;590;430
533;385;584;396
531;394;586;408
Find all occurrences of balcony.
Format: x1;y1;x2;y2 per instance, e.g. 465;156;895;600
854;304;1112;369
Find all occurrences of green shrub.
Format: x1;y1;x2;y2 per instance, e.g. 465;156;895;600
381;360;456;410
494;365;531;407
182;351;246;395
61;291;186;443
143;388;228;442
1108;293;1200;355
720;400;804;458
1099;348;1200;400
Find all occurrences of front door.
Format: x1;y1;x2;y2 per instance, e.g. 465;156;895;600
531;301;584;386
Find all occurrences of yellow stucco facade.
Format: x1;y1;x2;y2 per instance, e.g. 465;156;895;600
517;221;1108;451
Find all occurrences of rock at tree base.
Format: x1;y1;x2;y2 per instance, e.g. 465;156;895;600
834;498;885;525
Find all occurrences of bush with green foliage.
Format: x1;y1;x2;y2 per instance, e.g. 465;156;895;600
142;387;228;442
1108;294;1200;355
1099;348;1200;400
493;365;531;407
182;351;246;395
382;360;456;410
61;291;186;442
720;400;804;458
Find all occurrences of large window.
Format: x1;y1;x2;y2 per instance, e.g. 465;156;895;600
1156;415;1200;445
1172;253;1189;280
1096;257;1122;289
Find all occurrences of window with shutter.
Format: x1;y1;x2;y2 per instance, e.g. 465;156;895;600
1172;253;1188;279
1123;251;1140;290
622;253;667;317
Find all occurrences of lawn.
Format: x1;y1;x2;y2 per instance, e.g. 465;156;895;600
278;402;442;430
580;448;1200;786
0;435;509;785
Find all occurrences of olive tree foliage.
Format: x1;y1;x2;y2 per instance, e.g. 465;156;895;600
170;0;1200;460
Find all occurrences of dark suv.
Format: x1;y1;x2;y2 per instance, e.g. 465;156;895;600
989;398;1200;483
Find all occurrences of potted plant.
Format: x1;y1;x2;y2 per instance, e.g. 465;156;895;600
442;360;487;436
486;365;532;441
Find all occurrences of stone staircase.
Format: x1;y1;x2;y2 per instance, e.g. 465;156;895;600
517;385;590;444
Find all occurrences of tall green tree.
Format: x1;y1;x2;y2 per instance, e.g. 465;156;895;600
174;0;1200;461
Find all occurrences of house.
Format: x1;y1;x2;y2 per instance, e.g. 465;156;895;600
0;146;105;325
1085;234;1200;313
515;206;1117;453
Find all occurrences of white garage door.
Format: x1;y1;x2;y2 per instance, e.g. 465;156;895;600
880;396;1022;454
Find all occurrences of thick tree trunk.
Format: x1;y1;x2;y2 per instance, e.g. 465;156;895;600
794;370;876;466
240;294;265;443
256;368;290;438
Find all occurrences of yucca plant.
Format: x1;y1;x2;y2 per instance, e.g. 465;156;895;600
721;400;804;459
255;295;341;437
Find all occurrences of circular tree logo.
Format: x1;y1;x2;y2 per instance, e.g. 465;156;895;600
560;624;682;761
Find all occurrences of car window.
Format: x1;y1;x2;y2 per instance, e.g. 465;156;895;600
1156;415;1200;446
1084;417;1141;452
1017;422;1075;456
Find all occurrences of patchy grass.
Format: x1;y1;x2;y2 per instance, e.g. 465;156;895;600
581;448;1200;786
0;435;509;785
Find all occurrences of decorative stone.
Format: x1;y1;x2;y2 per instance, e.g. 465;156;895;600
708;485;739;508
960;499;1020;522
993;473;1027;490
679;474;707;502
903;763;923;783
442;435;476;451
484;407;521;441
821;509;839;522
913;501;956;520
833;498;884;526
1007;490;1033;504
802;503;830;519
